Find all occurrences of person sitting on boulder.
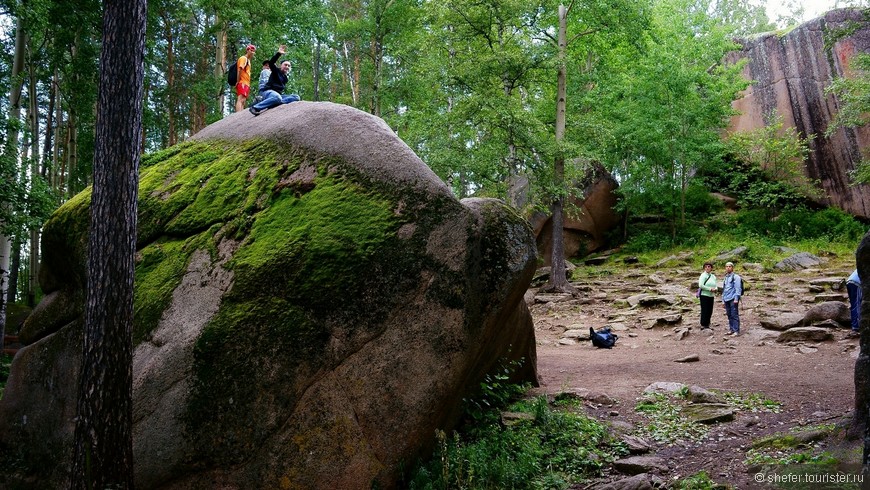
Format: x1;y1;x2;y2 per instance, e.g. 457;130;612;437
249;45;300;116
847;269;862;337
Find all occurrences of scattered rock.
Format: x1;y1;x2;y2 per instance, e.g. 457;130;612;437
562;328;591;340
774;252;823;271
759;312;805;331
682;403;735;424
585;256;609;266
612;456;668;475
809;278;846;291
715;246;748;263
798;345;818;354
687;386;724;404
674;328;691;341
621;435;652;454
593;473;662;490
814;293;848;303
742;262;765;273
776;326;834;343
535;292;574;304
643;382;686;395
803;301;850;326
648;273;667;284
674;354;699;363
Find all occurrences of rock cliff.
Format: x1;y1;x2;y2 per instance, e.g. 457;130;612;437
727;8;870;218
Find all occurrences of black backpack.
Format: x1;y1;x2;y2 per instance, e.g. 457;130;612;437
730;274;746;295
590;327;618;349
227;60;238;87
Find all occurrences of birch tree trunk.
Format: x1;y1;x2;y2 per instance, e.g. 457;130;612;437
0;15;27;351
545;4;570;292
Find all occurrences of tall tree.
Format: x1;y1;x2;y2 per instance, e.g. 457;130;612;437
597;0;747;239
70;0;147;486
0;13;28;351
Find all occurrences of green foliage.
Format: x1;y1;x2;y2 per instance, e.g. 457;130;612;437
623;225;707;254
718;391;782;413
409;396;625;489
826;51;870;184
634;392;708;444
744;448;838;466
725;113;820;207
728;207;866;242
597;0;749;229
462;358;530;424
671;470;719;490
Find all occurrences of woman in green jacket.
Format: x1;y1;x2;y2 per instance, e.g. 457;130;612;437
698;262;718;330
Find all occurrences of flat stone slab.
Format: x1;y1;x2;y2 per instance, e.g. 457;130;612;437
776;326;834;343
612;456;668;475
682;403;735;424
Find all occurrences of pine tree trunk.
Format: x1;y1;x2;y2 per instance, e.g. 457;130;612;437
70;0;146;486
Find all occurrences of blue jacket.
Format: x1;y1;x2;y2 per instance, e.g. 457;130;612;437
722;272;742;302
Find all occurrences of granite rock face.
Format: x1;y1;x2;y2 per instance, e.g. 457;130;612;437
727;8;870;218
0;102;539;490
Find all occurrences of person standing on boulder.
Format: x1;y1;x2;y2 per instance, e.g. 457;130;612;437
249;45;300;116
698;262;717;331
722;261;743;336
847;269;862;337
234;44;257;112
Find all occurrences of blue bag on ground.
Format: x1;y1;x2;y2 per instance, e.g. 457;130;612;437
590;326;617;349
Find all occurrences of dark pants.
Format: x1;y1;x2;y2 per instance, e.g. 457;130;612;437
699;295;714;328
724;300;740;333
848;281;863;332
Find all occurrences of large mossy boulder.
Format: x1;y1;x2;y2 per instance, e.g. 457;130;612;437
0;102;539;489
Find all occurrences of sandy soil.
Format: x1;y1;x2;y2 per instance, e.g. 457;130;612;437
529;256;862;489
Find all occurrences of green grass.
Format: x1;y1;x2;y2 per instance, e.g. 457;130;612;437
408;396;627;490
633;392;709;445
718;391;782;414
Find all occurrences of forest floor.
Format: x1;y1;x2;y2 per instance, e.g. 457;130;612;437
528;255;863;489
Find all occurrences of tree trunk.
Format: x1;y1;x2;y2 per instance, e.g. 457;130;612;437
545;4;570;293
855;231;870;444
163;11;178;146
70;0;146;486
7;239;20;304
313;41;321;101
29;56;40;306
0;15;28;352
215;16;227;116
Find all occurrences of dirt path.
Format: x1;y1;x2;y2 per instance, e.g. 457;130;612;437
529;258;861;488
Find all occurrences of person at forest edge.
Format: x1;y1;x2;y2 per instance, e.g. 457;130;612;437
847;269;862;337
698;262;717;330
721;261;743;336
249;45;300;116
235;44;257;112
